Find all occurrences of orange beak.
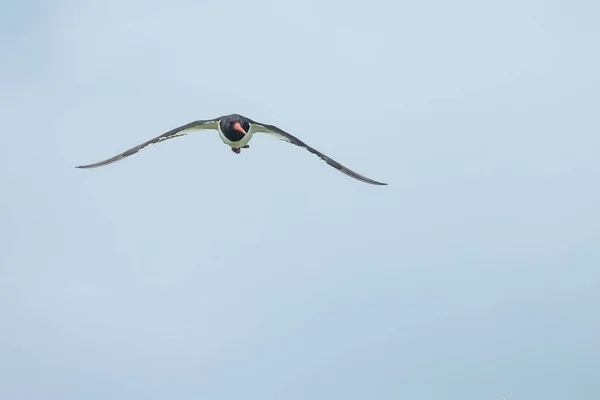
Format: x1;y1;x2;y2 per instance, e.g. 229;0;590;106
233;122;247;135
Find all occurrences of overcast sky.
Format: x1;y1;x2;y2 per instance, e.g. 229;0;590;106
1;0;599;399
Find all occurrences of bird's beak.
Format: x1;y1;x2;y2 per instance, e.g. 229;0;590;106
233;122;247;135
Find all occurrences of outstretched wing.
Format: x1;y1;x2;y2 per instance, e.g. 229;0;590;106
249;119;387;185
76;118;221;169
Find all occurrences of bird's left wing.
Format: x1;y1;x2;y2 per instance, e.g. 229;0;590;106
249;119;387;185
76;118;221;169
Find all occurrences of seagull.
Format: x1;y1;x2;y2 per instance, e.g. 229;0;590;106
76;113;387;185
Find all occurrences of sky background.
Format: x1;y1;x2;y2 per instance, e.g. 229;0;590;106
1;0;599;399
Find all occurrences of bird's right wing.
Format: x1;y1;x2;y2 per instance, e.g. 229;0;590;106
76;118;221;169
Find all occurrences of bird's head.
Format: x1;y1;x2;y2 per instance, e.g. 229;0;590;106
221;115;249;136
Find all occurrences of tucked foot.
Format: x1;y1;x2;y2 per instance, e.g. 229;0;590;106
231;147;241;154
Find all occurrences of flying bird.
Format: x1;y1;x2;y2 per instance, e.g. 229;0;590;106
76;113;387;185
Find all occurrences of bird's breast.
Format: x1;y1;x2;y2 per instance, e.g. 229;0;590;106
218;125;254;147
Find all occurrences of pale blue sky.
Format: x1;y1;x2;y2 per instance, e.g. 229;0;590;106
1;1;599;399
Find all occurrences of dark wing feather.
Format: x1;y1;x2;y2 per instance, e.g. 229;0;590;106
249;119;387;185
76;118;221;169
